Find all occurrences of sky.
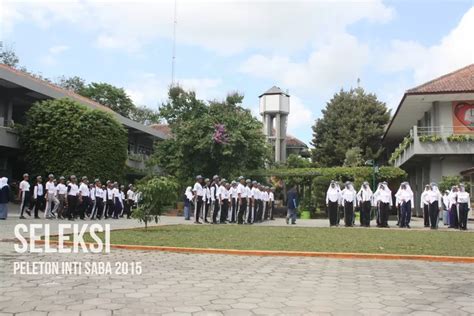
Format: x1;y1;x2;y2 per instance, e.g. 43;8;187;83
1;0;473;145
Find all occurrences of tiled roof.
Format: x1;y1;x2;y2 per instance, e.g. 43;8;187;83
150;124;172;137
406;64;474;94
259;86;289;97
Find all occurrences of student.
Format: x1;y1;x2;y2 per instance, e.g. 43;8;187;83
341;182;356;227
110;182;122;219
236;176;247;224
44;174;59;219
33;176;45;219
286;185;298;225
210;176;220;224
0;177;9;220
247;180;256;224
78;176;90;220
218;179;229;224
262;186;269;222
87;183;95;217
357;181;372;227
457;184;470;230
420;185;431;227
119;185;127;218
229;181;237;223
374;182;392;228
91;179;104;220
448;186;459;229
268;187;275;220
56;176;67;220
105;181;115;219
192;175;204;224
427;184;441;229
442;190;450;226
126;185;135;219
18;173;32;219
203;179;211;223
183;186;193;220
395;182;413;228
67;175;79;220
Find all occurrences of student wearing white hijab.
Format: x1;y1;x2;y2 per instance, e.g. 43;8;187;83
374;182;392;228
341;181;357;227
427;183;442;229
0;177;9;220
326;180;341;227
442;190;450;226
457;184;470;230
395;182;413;228
420;185;431;228
357;181;373;227
448;186;459;228
183;186;193;220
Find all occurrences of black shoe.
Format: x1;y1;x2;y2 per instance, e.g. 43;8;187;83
204;220;209;223
19;216;26;219
26;210;31;216
34;216;40;219
406;225;411;229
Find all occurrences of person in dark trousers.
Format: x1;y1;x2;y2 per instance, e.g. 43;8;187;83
192;175;204;224
219;179;229;224
77;176;90;220
448;186;459;229
210;176;220;224
341;182;356;227
236;176;247;224
91;179;104;220
0;177;10;219
67;175;79;220
427;184;441;229
18;173;32;219
457;184;470;230
420;185;431;227
105;181;115;219
326;181;340;227
286;185;298;225
203;179;211;223
229;181;238;223
33;176;45;219
357;182;373;227
269;188;275;220
374;182;392;228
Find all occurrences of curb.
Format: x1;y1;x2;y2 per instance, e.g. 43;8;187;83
30;239;474;264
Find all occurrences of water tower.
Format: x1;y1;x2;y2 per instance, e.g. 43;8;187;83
259;86;290;163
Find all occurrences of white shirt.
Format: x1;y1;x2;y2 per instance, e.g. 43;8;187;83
246;186;253;199
193;182;204;197
107;188;114;201
90;187;96;201
57;183;67;195
396;190;412;205
442;194;450;209
341;188;356;203
33;183;44;199
357;188;373;203
113;188;122;201
68;183;79;196
218;185;228;201
127;189;135;200
204;186;211;203
420;190;430;208
251;187;259;200
427;190;440;204
237;183;247;198
375;187;392;206
229;187;237;200
79;182;90;198
95;187;104;199
263;191;269;202
20;180;30;192
457;191;470;204
46;181;56;195
269;192;274;202
326;188;340;204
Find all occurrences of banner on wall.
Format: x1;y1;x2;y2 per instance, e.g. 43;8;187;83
452;101;474;134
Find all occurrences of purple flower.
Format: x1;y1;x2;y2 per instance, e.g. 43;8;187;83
213;123;229;144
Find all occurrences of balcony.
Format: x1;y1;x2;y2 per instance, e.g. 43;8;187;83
0;125;20;149
126;151;151;170
390;126;474;167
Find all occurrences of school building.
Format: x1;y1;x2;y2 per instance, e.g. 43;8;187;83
0;64;168;179
383;64;474;215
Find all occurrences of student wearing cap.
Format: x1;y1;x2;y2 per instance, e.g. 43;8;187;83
111;182;123;219
119;185;127;217
45;174;59;219
56;176;67;219
77;177;90;220
87;183;95;217
247;180;256;224
18;173;32;219
228;181;237;223
193;175;204;224
125;185;135;219
442;190;450;226
210;176;220;224
32;176;45;219
457;184;470;230
262;186;270;221
67;176;79;220
286;185;298;225
91;179;104;220
218;179;229;224
236;177;247;224
269;188;275;220
203;179;211;223
105;181;115;219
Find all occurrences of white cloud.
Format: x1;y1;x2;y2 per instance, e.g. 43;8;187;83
49;45;69;54
379;7;474;84
39;44;70;66
287;96;314;134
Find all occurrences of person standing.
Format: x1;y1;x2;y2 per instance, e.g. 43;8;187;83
448;186;459;229
236;176;247;224
286;185;298;225
219;179;229;224
126;185;135;219
420;185;431;228
262;186;269;222
326;181;340;227
396;182;412;228
183;186;193;220
67;175;79;220
229;181;237;223
210;176;220;224
248;181;257;224
269;187;275;220
427;184;441;229
33;176;45;219
78;177;90;220
0;177;9;220
193;175;204;224
18;173;32;219
45;174;59;219
91;179;104;220
457;184;470;230
374;182;392;228
203;179;211;223
442;190;450;226
56;176;67;219
357;181;373;227
341;182;356;227
105;181;114;219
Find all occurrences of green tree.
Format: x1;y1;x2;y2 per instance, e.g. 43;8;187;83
79;82;135;118
129;106;161;125
132;176;179;230
56;75;86;93
311;87;390;166
286;154;312;168
17;98;127;180
0;44;19;68
343;147;364;167
151;87;269;182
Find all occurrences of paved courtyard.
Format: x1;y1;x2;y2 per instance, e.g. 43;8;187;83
1;209;473;315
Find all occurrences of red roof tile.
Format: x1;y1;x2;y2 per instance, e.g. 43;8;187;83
150;124;172;137
407;64;474;94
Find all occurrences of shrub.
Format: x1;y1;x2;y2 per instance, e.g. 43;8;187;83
439;176;463;193
419;135;442;143
446;134;473;142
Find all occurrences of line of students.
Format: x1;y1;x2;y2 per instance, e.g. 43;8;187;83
185;175;275;224
17;173;138;221
435;184;470;230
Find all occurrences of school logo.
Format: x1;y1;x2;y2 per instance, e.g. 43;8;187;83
453;102;474;130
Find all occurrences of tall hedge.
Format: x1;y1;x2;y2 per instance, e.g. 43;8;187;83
18;98;128;180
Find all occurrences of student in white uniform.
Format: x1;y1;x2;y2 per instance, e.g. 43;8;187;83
32;176;45;219
218;179;229;224
357;181;373;227
341;182;356;227
395;182;413;228
210;176;220;224
442;190;450;226
420;184;431;227
203;178;211;223
56;176;67;220
236;176;247;224
67;175;79;220
125;184;135;219
111;182;122;219
269;188;275;220
44;174;59;219
448;186;459;228
427;184;441;229
105;181;115;219
193;175;204;224
228;181;237;223
91;179;104;220
457;183;470;230
248;181;258;224
374;182;392;228
262;186;270;221
18;173;32;219
78;176;90;220
326;181;341;227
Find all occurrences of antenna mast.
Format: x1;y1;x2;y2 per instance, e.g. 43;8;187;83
171;0;177;86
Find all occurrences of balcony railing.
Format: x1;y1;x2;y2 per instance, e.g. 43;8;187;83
389;125;474;167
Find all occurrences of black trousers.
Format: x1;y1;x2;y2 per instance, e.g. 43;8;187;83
258;200;264;222
212;199;220;223
203;202;210;222
122;199;133;218
67;195;78;219
231;199;237;222
360;201;371;227
105;200;114;218
449;204;459;228
34;195;45;217
92;197;104;219
220;200;229;223
270;201;274;220
78;196;90;219
458;203;469;230
423;204;430;227
344;201;354;227
328;201;338;226
429;201;439;229
195;196;203;222
20;191;32;217
238;198;247;224
379;202;390;227
247;202;254;223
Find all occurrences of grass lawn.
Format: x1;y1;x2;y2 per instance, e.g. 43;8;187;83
81;224;474;257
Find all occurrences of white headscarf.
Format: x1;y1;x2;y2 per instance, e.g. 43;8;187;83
185;186;193;200
0;177;7;189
